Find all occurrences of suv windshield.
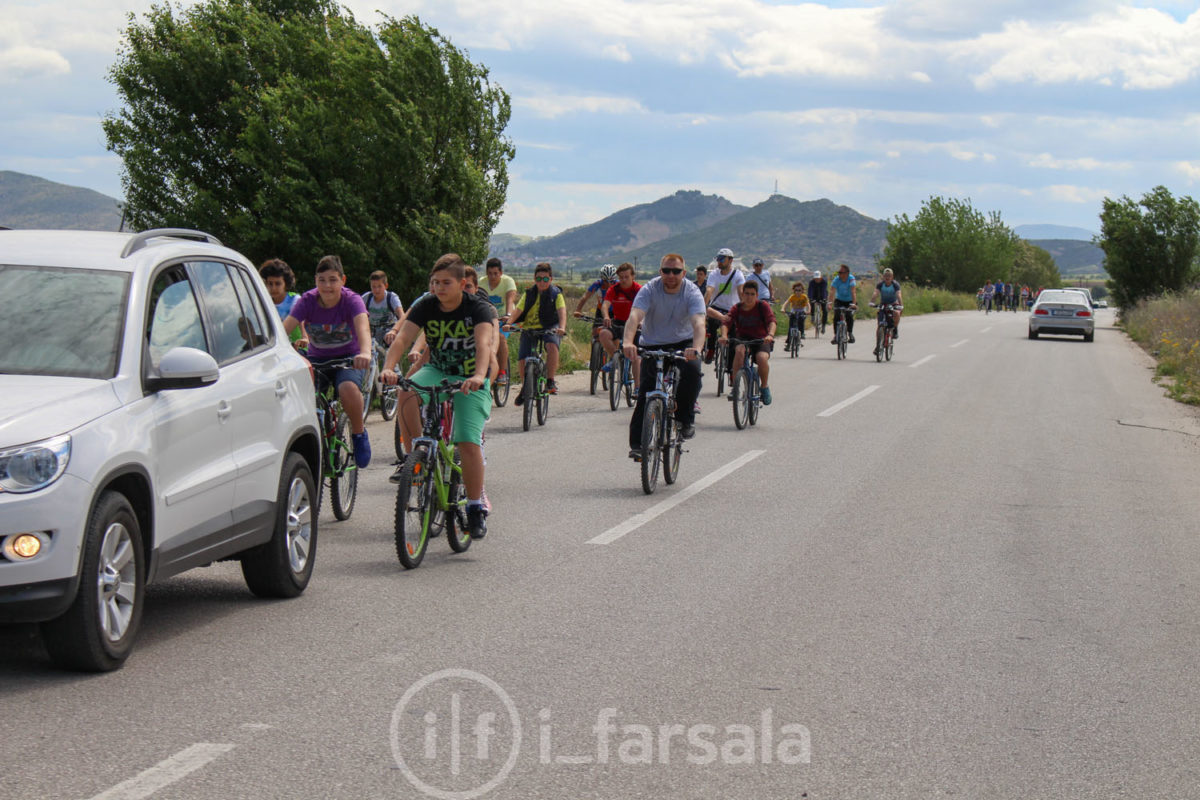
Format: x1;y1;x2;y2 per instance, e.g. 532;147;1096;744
0;265;131;379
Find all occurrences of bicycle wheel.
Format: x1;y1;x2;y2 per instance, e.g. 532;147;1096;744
748;372;760;426
640;398;663;495
536;374;550;426
522;361;536;432
360;368;376;425
624;360;635;407
394;448;431;569
715;341;728;396
379;383;398;421
788;328;798;358
875;326;884;362
608;351;622;411
330;410;357;521
885;329;894;361
836;322;847;360
589;339;603;395
393;416;406;463
662;414;682;485
443;450;472;553
732;369;750;429
492;346;511;407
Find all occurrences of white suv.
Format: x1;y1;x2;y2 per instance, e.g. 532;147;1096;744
0;228;321;670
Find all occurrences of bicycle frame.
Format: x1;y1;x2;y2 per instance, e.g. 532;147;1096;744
402;379;466;525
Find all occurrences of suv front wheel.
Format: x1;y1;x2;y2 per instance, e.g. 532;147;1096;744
41;491;145;671
241;453;318;598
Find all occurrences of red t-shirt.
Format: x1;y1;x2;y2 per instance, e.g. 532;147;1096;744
726;300;776;340
604;282;642;322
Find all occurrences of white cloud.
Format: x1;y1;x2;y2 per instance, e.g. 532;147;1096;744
909;71;932;83
1044;184;1111;204
1029;153;1131;170
1176;161;1200;182
515;91;645;119
600;43;632;62
0;47;71;82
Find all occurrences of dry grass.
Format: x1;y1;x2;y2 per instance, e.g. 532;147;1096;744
1122;292;1200;404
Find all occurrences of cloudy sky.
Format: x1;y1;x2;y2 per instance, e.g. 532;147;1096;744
4;0;1199;236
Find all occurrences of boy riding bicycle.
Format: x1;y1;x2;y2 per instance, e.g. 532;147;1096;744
382;254;496;539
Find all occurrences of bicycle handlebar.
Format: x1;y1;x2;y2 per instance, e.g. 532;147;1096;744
393;375;467;395
869;303;903;311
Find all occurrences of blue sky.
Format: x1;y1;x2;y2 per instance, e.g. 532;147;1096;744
3;0;1198;236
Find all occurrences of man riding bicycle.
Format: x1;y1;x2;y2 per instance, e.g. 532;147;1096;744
828;264;857;345
382;254;495;539
484;257;518;386
599;262;642;386
703;247;745;363
574;264;617;322
509;262;567;401
361;269;405;345
807;270;828;332
623;254;706;460
720;280;777;405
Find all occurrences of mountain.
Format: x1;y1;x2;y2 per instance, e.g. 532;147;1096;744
618;194;888;272
1029;239;1107;276
488;233;534;254
1015;224;1096;241
0;171;123;231
508;190;747;262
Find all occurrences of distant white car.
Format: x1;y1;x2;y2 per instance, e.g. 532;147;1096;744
1029;289;1095;342
0;228;322;670
1096;299;1109;309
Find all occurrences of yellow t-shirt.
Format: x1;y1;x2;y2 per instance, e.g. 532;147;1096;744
781;292;809;313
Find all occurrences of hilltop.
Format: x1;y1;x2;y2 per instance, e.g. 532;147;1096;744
0;171;123;231
1028;238;1107;275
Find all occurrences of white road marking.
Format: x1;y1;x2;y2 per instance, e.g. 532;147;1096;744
588;450;766;545
950;339;969;348
817;385;880;418
910;355;936;368
86;743;235;800
980;326;993;333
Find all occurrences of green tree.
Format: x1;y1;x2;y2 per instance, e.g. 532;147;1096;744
1011;240;1062;290
877;196;1018;292
1097;186;1200;309
103;0;514;295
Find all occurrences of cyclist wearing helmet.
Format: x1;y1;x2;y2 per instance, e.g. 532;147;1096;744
703;247;744;363
748;258;773;304
574;264;618;322
807;270;828;332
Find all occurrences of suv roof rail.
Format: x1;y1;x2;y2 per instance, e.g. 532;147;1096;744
121;228;223;258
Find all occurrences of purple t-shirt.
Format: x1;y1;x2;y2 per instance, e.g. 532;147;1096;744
289;287;368;358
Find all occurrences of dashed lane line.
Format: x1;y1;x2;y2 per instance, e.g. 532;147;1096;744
950;339;969;348
86;743;236;800
817;385;880;418
910;355;936;368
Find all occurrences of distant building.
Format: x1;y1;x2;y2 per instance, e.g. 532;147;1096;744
768;259;811;281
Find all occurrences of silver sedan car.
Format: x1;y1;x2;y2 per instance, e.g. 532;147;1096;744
1028;289;1095;342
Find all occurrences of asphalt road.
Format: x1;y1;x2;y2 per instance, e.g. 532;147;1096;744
5;307;1200;800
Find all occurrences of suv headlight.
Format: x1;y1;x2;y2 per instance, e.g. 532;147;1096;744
0;435;71;493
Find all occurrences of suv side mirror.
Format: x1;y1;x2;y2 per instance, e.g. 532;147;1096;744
146;347;219;391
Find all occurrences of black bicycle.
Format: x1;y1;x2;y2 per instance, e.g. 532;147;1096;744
726;338;765;429
871;302;902;362
492;331;513;408
607;324;636;411
785;310;806;357
832;303;856;361
577;314;608;395
507;326;556;431
310;358;360;521
635;348;688;495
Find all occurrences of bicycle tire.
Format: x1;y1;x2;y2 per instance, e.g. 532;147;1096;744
394;449;431;569
836;321;847;360
522;361;536;432
589;339;603;395
492;348;512;407
536;372;550;426
443;450;472;553
640;398;663;495
608;351;621;411
662;414;682;485
379;383;399;421
330;410;357;521
875;326;884;362
624;360;635;407
748;371;760;426
715;341;728;396
788;328;798;358
885;329;893;361
360;370;376;425
732;368;750;430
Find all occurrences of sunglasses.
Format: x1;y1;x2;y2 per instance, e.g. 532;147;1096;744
661;268;684;275
535;276;551;283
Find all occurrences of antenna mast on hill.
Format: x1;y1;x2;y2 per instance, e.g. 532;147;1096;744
773;179;779;196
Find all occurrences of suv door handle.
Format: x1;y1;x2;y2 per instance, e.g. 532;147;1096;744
217;400;233;420
275;381;288;399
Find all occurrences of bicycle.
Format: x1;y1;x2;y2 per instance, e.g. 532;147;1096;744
712;336;730;397
634;348;689;495
810;301;826;339
785;310;806;357
492;331;513;408
507;326;555;432
390;376;474;569
870;302;902;362
606;322;635;411
310;358;360;521
361;335;399;425
832;303;856;361
726;338;765;429
577;314;608;395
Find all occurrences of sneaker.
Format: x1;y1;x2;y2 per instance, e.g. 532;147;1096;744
466;505;488;539
351;431;371;469
601;362;612;373
547;380;558;394
703;349;714;364
761;387;772;405
680;423;696;440
830;338;838;345
496;372;509;385
514;391;525;406
694;401;702;415
480;490;492;514
848;335;856;343
892;328;899;340
873;347;880;356
388;465;405;484
628;448;642;461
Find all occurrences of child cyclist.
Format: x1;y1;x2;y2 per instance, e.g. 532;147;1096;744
382;254;496;539
283;255;373;468
780;281;810;340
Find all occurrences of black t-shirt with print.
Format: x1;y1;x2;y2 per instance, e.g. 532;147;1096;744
405;292;497;377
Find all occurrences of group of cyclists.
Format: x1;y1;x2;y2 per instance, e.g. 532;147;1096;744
979;280;1037;312
257;248;905;541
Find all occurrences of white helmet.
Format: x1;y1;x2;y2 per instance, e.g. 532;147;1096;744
599;263;617;281
716;248;734;259
813;270;822;279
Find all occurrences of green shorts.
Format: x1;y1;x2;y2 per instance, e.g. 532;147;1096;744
409;365;492;446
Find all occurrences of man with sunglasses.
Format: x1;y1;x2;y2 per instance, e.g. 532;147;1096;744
509;262;567;400
622;254;706;460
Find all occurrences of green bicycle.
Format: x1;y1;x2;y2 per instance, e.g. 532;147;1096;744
311;358;359;521
391;376;473;569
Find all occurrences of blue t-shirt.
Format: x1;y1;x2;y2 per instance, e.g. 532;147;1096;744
632;277;706;345
831;274;857;303
876;280;901;305
274;292;298;320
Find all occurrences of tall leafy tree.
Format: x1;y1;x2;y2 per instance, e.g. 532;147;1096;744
878;196;1019;292
1097;186;1200;309
1011;240;1062;291
103;0;514;295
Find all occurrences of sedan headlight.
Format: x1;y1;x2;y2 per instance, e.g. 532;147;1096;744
0;435;71;493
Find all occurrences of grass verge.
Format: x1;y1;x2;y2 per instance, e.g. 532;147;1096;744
1121;292;1200;405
